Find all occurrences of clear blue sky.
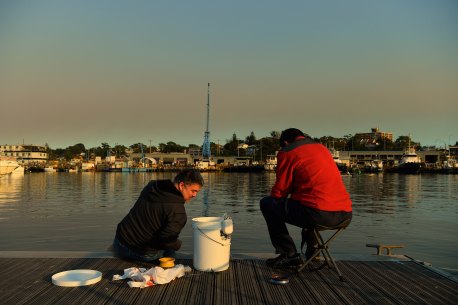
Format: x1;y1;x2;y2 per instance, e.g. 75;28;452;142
1;0;457;149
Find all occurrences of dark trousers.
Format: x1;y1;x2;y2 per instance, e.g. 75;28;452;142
260;196;352;256
113;236;175;263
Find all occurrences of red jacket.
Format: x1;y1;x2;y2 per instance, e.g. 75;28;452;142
271;139;352;212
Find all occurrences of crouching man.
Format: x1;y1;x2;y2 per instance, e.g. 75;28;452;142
113;169;204;262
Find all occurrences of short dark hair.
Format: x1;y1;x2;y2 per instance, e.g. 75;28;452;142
279;128;306;147
174;169;204;186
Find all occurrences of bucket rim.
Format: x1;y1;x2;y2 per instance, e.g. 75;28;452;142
192;216;223;223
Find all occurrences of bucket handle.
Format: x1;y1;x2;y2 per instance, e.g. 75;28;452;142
196;227;226;246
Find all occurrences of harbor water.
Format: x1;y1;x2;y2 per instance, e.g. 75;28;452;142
0;171;457;270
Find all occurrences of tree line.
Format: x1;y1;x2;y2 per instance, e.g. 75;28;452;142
48;131;425;161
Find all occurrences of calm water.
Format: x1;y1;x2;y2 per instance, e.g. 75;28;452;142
1;172;457;270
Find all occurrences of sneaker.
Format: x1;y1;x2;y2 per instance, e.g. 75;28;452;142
266;253;303;268
266;254;287;267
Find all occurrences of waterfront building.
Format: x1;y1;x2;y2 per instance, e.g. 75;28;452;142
0;144;48;166
339;149;446;168
354;127;393;149
130;152;193;167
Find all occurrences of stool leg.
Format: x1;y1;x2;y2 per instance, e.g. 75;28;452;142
315;228;346;281
314;230;330;266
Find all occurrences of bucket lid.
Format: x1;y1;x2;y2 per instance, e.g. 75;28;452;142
51;269;102;287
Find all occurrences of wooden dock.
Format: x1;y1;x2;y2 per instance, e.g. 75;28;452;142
0;254;457;305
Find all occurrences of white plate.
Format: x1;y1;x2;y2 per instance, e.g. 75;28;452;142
51;269;102;287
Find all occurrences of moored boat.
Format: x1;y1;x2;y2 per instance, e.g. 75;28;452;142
396;145;422;174
264;154;277;171
363;159;383;173
0;157;20;175
329;148;349;174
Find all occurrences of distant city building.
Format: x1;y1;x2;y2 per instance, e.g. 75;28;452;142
0;144;48;165
354;127;393;148
188;148;202;160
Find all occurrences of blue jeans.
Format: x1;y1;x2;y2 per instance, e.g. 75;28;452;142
113;236;176;263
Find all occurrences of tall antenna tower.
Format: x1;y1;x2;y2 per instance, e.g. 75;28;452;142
202;83;211;159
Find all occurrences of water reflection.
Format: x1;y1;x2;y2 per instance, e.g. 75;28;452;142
0;173;25;219
346;174;425;215
0;172;456;270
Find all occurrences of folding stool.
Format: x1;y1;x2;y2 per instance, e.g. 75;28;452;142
297;218;351;281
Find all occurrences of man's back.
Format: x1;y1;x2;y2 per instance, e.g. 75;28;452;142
272;139;352;212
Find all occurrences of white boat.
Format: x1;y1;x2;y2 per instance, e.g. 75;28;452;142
329;148;349;174
0;157;20;175
264;154;277;171
81;162;95;171
44;166;56;172
195;160;216;171
11;166;25;174
364;159;383;173
397;137;422;174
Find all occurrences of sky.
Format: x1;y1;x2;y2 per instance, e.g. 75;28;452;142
1;0;457;149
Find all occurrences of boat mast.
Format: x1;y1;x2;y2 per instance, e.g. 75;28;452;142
202;83;211;160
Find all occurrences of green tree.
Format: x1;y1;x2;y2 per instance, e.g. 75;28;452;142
245;131;257;145
259;136;280;159
158;141;186;153
270;130;280;139
130;143;148;153
113;144;127;157
394;136;420;151
223;133;239;156
91;143;111;157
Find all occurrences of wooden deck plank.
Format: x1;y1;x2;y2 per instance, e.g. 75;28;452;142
23;258;114;305
308;262;366;305
235;259;266;304
213;261;235;305
2;258;90;305
0;257;456;305
380;261;458;304
362;261;438;304
257;259;310;305
321;262;381;305
297;263;348;304
94;259;148;305
354;261;418;304
337;261;404;305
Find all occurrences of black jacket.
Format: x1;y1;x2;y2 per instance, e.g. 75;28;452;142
115;179;186;252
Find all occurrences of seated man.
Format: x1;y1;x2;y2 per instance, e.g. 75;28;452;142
113;169;204;262
260;128;352;268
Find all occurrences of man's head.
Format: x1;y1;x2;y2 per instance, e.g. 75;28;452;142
279;128;309;148
174;169;204;202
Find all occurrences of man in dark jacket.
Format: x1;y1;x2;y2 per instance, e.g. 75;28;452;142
260;128;352;268
113;169;204;262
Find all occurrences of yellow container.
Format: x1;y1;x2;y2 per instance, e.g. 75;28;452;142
159;257;175;268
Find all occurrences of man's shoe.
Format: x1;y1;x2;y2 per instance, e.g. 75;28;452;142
266;254;287;267
266;253;303;268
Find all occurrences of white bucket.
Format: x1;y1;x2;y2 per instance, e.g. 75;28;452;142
192;216;231;272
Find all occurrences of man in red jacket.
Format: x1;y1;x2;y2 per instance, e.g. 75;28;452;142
261;128;352;268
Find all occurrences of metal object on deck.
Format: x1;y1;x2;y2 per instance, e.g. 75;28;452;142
270;274;289;285
366;243;405;255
